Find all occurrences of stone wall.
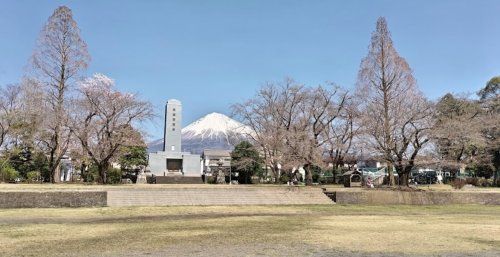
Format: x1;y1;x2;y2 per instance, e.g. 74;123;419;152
0;191;107;208
334;190;500;205
3;187;497;208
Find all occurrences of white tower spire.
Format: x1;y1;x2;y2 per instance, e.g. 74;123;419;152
163;99;182;152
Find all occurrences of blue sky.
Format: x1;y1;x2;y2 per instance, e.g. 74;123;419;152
0;0;498;140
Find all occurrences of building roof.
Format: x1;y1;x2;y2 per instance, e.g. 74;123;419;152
342;170;361;176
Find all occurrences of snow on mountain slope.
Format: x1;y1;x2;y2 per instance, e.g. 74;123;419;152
182;112;252;140
147;138;164;153
148;112;253;154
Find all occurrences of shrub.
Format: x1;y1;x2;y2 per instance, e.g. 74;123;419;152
465;177;479;186
206;176;216;184
107;168;122;184
451;178;466;189
26;171;41;183
279;173;291;184
478;178;493;187
251;176;261;184
465;164;494;179
82;165;99;183
464;177;494;187
258;176;273;184
1;165;19;182
312;173;320;183
477;178;494;187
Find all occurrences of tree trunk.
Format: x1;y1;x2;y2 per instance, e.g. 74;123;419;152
272;164;280;184
48;149;61;183
49;158;61;183
98;163;109;184
80;162;88;182
398;172;409;187
387;163;395;186
333;165;338;184
394;164;401;186
51;93;64;183
396;163;413;187
304;164;313;186
52;139;62;183
493;149;500;186
53;164;61;183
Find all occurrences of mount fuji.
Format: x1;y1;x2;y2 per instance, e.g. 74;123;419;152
148;112;253;154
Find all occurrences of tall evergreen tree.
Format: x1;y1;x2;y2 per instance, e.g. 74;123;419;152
231;141;262;184
433;93;483;173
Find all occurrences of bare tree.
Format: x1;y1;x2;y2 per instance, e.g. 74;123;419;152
71;74;154;184
356;17;433;186
30;6;90;182
233;79;351;185
7;78;46;151
0;84;23;149
232;78;305;182
322;97;360;180
286;85;349;185
0;79;46;150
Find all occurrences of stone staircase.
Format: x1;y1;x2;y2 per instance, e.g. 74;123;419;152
323;191;336;202
107;187;334;207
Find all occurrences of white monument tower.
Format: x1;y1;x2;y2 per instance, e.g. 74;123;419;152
163;99;182;152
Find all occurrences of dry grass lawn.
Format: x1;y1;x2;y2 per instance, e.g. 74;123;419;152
0;205;499;257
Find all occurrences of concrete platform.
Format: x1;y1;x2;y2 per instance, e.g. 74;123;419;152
106;187;333;206
0;186;334;207
2;185;498;208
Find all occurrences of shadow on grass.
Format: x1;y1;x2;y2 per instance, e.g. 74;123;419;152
6;213;307;257
0;212;302;225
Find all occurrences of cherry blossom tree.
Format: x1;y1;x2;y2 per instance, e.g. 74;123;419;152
71;74;153;184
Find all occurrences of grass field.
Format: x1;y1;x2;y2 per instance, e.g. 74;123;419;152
0;205;499;257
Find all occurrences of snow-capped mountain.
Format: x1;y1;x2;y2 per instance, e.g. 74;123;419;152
148;112;253;154
147;138;164;153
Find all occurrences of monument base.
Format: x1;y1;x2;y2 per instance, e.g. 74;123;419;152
155;176;203;184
